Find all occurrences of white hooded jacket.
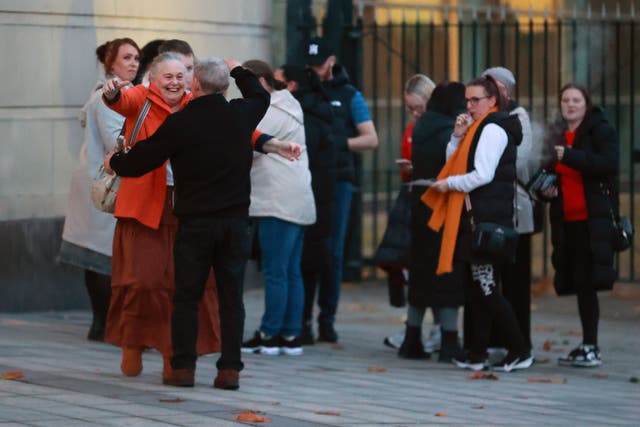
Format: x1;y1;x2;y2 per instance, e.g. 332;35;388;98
249;89;316;225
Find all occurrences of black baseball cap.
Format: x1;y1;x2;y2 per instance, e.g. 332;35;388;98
304;36;331;65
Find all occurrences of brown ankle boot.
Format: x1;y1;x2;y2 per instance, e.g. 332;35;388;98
162;356;174;381
163;368;195;387
213;369;239;390
121;346;143;377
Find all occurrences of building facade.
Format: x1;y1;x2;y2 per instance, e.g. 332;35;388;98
0;0;275;311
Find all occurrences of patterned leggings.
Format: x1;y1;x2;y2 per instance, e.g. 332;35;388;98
465;263;527;357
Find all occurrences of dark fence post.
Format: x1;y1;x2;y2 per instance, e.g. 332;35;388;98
286;0;314;65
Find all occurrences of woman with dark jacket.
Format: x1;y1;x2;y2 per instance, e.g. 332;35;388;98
541;84;618;368
398;81;467;362
423;76;531;372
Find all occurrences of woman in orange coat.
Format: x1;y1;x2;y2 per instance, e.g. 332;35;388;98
102;52;220;380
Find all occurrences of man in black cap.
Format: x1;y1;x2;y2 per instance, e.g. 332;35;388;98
301;36;378;344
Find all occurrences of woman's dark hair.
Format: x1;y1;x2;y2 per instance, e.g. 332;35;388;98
427;81;466;118
558;83;593;115
278;64;306;85
158;39;194;57
133;39;165;84
242;60;286;90
95;38;140;75
467;75;508;110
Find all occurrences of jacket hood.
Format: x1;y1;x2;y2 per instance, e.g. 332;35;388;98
270;89;304;125
487;111;523;146
417;111;455;134
327;64;351;87
293;70;334;124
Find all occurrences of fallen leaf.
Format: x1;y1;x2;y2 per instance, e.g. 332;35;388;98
467;372;499;380
368;366;387;373
563;330;582;337
542;340;552;351
1;371;23;380
315;411;341;416
535;358;550;364
592;374;608;379
527;378;567;384
435;412;447;417
471;405;485;410
533;326;556;333
235;411;271;423
159;398;184;403
629;377;639;383
330;344;344;350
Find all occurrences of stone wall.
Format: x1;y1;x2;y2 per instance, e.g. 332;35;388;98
0;1;273;311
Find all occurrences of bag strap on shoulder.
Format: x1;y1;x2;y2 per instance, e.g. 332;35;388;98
123;99;152;152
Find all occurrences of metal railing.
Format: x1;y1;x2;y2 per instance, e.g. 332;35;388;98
351;2;640;281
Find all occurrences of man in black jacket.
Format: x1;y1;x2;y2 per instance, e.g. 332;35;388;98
108;58;298;390
302;37;378;344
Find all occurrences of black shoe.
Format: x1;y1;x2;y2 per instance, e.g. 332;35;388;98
317;323;338;343
299;323;315;346
279;336;303;356
494;351;534;372
241;330;280;355
87;320;105;342
558;344;602;367
398;324;430;359
438;330;464;363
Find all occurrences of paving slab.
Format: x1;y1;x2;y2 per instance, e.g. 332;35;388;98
0;281;638;426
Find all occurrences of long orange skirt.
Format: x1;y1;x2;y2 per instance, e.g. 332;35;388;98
105;187;221;356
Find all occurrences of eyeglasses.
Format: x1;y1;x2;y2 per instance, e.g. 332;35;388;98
465;96;489;106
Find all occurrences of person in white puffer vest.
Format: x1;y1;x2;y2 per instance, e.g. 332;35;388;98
240;59;316;357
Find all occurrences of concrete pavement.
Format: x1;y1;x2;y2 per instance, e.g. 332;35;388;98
1;281;639;426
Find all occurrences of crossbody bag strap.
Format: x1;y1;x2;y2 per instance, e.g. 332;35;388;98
115;121;126;151
600;181;619;223
464;193;475;229
124;99;152;153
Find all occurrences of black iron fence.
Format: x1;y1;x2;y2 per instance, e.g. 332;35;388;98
348;2;640;282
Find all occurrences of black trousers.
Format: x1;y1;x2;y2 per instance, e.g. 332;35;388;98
171;216;251;371
489;233;533;350
565;221;599;345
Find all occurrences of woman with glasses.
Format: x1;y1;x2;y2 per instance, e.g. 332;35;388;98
422;76;532;372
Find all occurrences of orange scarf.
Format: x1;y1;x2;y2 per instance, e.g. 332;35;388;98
421;107;498;275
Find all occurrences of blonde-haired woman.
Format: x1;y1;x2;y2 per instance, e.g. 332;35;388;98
379;74;442;355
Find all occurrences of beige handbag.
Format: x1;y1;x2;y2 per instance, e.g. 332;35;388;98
91;99;151;213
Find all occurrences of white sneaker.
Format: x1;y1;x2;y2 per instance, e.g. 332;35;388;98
383;330;404;349
422;324;441;353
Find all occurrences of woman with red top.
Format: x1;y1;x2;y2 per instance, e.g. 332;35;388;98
542;84;618;368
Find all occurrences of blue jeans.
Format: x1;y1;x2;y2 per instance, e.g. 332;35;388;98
318;181;353;325
258;217;305;337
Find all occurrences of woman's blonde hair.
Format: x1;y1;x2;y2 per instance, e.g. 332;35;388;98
404;74;436;102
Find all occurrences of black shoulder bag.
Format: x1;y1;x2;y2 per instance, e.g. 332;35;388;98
601;182;633;252
465;193;519;264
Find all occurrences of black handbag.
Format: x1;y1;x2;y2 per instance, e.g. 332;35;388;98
465;195;519;264
374;185;411;269
602;182;634;252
